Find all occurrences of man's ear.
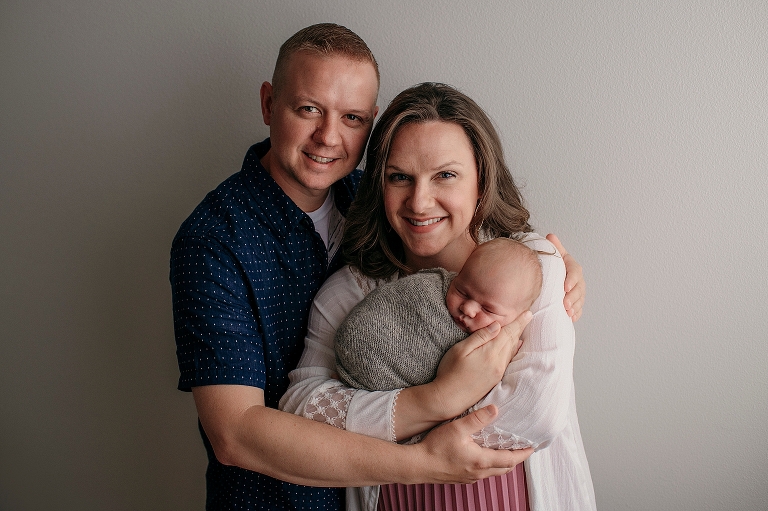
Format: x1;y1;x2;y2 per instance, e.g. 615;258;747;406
260;81;273;125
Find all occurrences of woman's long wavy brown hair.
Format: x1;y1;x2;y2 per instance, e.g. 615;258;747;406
342;82;532;279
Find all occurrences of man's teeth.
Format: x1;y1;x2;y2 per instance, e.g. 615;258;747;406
308;154;334;163
409;218;442;226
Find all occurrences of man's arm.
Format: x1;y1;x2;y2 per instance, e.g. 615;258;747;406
193;384;532;487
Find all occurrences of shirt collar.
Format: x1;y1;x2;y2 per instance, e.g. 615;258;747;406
239;138;358;235
239;138;309;236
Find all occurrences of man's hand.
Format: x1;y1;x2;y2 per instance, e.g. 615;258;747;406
394;310;532;440
414;405;534;484
546;234;585;322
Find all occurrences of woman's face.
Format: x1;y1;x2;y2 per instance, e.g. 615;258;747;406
383;121;480;272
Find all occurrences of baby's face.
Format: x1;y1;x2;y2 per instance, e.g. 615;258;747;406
445;267;525;334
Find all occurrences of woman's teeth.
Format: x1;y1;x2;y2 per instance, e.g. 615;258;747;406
409;218;442;226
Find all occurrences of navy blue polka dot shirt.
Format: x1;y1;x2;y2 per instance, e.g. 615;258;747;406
170;139;361;510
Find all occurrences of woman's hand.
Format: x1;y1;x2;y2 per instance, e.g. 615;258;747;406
432;315;531;415
393;310;532;440
546;234;585;322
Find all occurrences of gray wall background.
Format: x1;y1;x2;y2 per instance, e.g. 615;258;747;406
1;1;766;510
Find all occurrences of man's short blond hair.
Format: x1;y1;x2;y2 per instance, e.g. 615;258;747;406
272;23;380;97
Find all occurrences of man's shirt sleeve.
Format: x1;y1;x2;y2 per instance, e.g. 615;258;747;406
170;234;266;391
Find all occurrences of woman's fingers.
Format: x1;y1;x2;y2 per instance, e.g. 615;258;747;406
432;317;525;418
501;310;532;340
498;310;532;362
455;321;501;353
546;233;567;256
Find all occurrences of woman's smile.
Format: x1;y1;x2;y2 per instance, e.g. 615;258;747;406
407;217;445;227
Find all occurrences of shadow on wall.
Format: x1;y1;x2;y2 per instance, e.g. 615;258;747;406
67;56;264;509
3;52;269;511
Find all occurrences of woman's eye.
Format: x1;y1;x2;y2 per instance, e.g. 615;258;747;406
437;171;456;179
387;173;409;182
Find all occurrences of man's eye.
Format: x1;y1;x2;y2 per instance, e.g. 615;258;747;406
301;106;319;113
345;114;361;122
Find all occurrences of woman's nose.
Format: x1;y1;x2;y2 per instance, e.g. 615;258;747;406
407;182;433;213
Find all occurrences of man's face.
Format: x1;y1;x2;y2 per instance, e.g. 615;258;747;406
260;51;379;211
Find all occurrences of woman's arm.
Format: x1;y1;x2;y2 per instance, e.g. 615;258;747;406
469;234;576;450
547;234;585;322
279;267;399;441
280;266;525;442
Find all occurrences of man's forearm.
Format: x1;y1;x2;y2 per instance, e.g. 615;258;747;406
220;404;423;486
193;385;531;487
194;385;422;486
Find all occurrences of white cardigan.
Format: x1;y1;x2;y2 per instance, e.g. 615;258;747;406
280;234;596;511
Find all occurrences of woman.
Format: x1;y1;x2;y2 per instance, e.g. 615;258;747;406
280;83;596;511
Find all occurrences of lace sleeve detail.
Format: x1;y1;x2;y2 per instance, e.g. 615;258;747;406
471;427;531;450
303;383;355;429
390;389;401;441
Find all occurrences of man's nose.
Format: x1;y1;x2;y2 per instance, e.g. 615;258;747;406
313;116;342;146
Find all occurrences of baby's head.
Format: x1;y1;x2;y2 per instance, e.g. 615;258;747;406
446;238;542;333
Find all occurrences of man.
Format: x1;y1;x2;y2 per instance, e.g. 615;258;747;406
171;23;583;510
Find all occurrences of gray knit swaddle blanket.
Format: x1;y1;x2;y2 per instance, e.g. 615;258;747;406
335;268;468;391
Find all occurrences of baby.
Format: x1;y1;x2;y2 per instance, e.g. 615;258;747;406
335;237;543;391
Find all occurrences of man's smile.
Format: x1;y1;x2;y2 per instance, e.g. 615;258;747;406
306;153;337;164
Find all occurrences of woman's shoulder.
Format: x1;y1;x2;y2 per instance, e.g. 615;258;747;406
519;232;564;273
321;265;399;299
514;233;566;307
518;232;556;253
482;231;557;255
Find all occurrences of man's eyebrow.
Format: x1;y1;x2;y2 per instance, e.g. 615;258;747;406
291;95;319;106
